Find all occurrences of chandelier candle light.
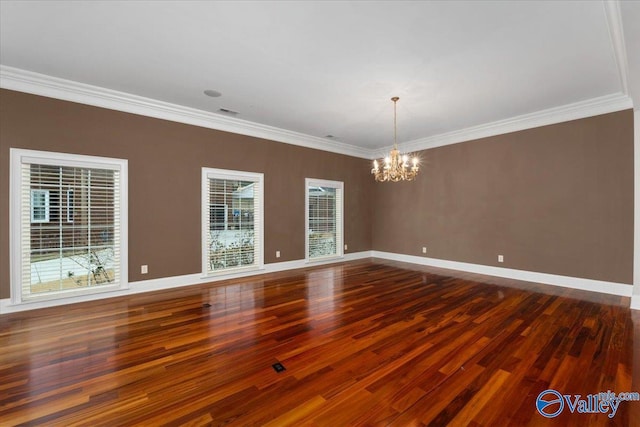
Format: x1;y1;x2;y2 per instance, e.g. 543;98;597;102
371;97;419;182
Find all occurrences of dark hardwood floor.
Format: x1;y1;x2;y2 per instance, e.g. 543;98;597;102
1;259;638;426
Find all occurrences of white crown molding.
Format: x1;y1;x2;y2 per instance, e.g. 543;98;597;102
0;65;371;159
603;0;630;95
1;65;634;161
394;93;634;156
371;251;634;298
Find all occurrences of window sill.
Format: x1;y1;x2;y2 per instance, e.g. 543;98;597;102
13;282;128;306
306;254;344;264
202;264;263;279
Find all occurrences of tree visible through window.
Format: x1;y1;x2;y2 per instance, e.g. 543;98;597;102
202;168;263;274
11;149;128;304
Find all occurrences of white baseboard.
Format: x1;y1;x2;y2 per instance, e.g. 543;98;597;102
371;251;634;298
2;250;634;314
0;251;372;314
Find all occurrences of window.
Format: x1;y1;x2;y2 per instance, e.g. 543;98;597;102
202;168;263;275
30;189;50;223
66;189;74;223
10;149;128;304
306;178;343;261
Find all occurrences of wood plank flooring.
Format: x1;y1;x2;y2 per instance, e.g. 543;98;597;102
1;259;638;426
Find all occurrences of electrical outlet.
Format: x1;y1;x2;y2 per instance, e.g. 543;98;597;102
498;255;504;263
422;247;427;254
344;244;348;251
276;250;281;258
141;265;148;274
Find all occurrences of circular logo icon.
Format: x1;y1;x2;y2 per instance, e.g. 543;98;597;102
536;389;564;418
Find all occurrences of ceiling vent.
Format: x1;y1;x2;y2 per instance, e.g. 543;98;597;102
218;108;239;116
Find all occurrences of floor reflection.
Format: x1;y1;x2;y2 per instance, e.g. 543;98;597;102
1;260;637;425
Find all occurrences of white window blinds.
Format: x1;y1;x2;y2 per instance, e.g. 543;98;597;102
202;168;264;275
11;149;128;304
306;178;344;261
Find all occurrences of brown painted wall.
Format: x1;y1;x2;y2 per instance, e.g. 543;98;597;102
0;89;373;298
0;90;634;300
373;109;634;284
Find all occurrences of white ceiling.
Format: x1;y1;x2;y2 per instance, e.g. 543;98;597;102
0;0;638;156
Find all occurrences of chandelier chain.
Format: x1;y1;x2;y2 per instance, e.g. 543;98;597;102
393;97;397;149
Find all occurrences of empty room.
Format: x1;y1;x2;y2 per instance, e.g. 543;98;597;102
1;1;639;425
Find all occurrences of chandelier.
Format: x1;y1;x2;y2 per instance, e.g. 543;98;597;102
371;97;419;182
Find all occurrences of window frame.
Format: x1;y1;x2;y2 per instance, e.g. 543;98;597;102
201;167;264;277
10;148;129;305
305;178;344;262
